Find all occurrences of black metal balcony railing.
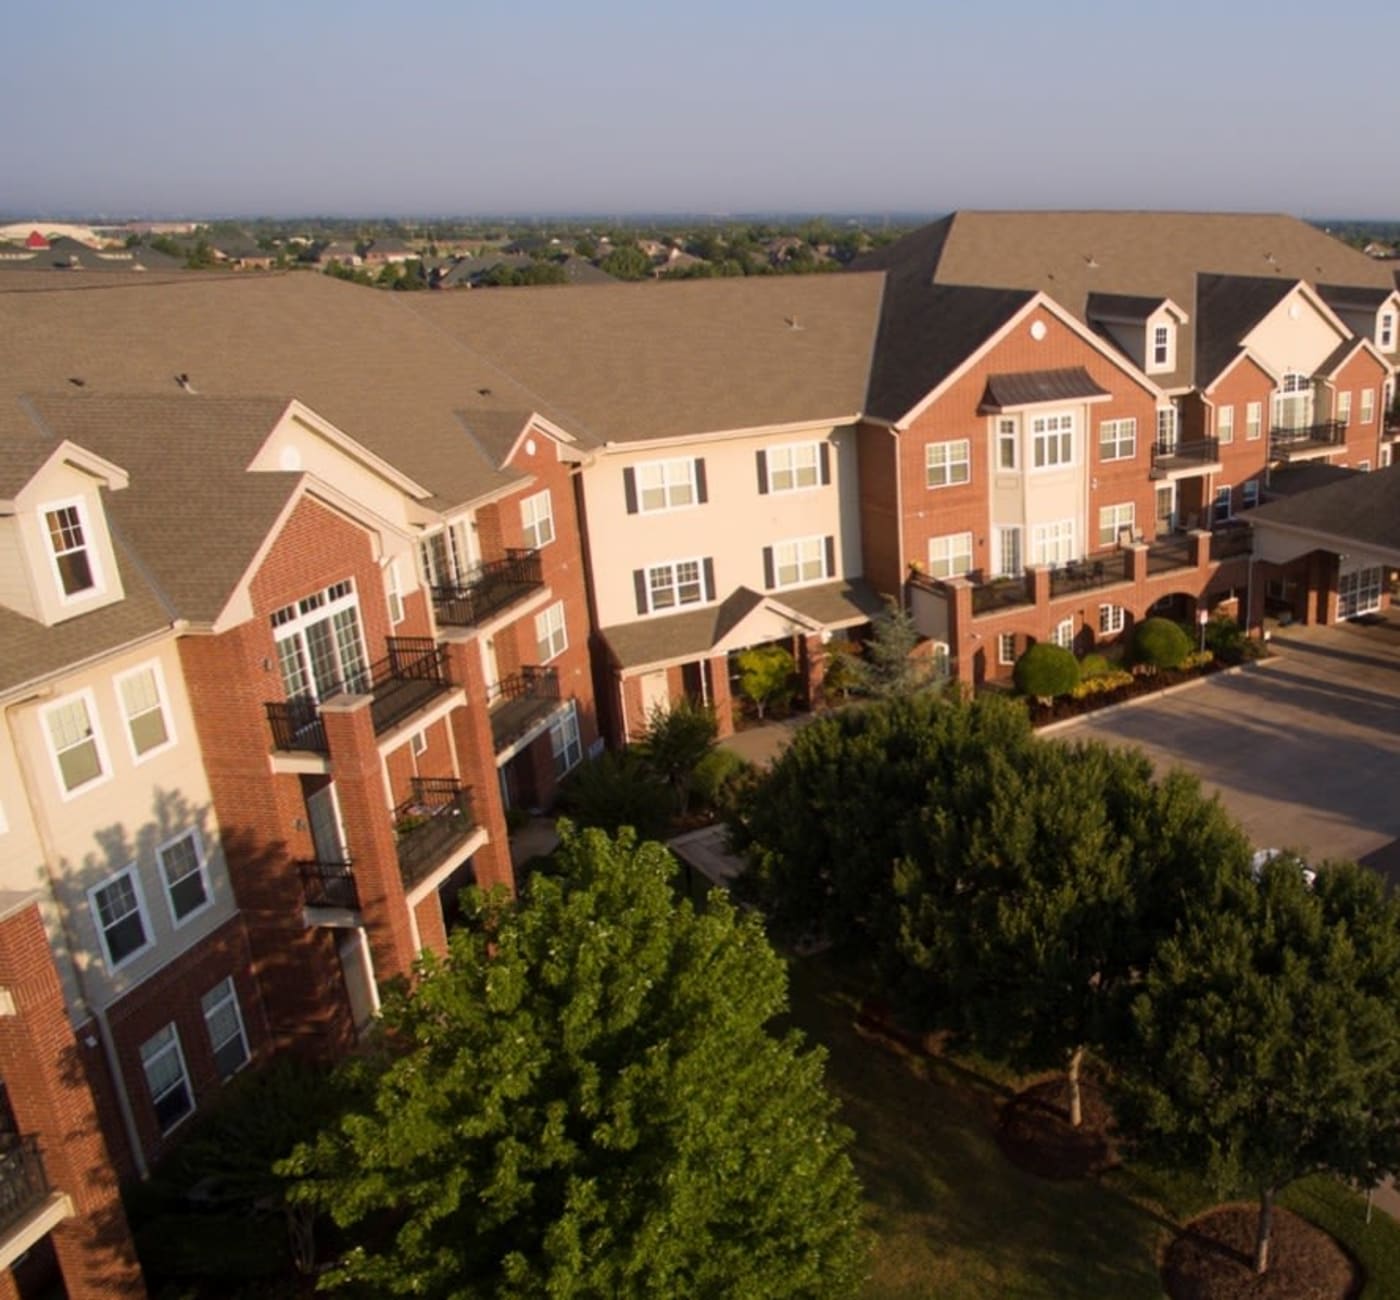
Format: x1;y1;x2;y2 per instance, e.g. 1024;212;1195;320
1152;437;1220;469
1048;553;1131;599
1210;525;1253;561
487;666;562;752
433;549;543;627
1145;536;1197;575
970;574;1035;616
394;777;475;890
297;860;359;911
265;637;451;753
1269;420;1345;455
0;1136;49;1236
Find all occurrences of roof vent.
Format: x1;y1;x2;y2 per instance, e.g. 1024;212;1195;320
785;316;803;331
68;376;85;387
1084;254;1099;268
477;387;492;397
175;373;197;393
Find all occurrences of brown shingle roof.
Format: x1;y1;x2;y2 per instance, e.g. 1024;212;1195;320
1250;464;1400;553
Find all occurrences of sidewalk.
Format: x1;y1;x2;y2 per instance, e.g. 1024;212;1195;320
717;714;811;768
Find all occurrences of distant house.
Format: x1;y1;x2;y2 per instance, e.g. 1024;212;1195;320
0;236;183;274
361;237;415;266
315;240;362;267
24;230;49;250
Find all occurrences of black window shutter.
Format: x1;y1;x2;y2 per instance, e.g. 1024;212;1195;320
633;569;648;615
694;458;708;504
824;535;836;578
762;546;775;590
623;467;638;514
702;557;715;601
756;449;769;495
819;442;831;485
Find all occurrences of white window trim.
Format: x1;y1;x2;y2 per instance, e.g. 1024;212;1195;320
410;729;427;758
1213;485;1233;523
159;828;214;930
1030;412;1076;472
926;532;973;580
520;489;555;550
202;977;251;1081
549;701;583;777
925;439;971;489
997;633;1016;666
766;442;823;494
535;600;568;663
1054;618;1075;649
1098;418;1136;462
88;866;154;972
141;1023;195;1136
385;557;405;626
645;558;707;614
1031;519;1076;567
635;458;699;513
1147;321;1175;374
1361;388;1376;424
1216;405;1234;443
41;687;112;801
38;495;106;606
995;417;1019;471
1336;391;1352;425
772;536;830;591
1098;503;1135;548
1379;312;1395;351
1099;604;1125;635
1241;480;1262;507
1245;401;1263;441
113;659;177;766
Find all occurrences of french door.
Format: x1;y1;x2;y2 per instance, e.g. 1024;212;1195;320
273;580;369;704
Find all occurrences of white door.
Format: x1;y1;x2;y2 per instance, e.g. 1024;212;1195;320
337;931;378;1035
639;670;669;720
1156;483;1177;534
1338;567;1384;619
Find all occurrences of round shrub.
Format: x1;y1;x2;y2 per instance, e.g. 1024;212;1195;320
1078;652;1112;679
1013;643;1080;700
690;747;754;813
1131;617;1192;670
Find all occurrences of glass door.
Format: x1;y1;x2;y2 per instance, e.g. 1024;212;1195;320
996;526;1022;577
1155;483;1177;534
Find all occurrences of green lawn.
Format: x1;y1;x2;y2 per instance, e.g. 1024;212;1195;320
784;953;1400;1300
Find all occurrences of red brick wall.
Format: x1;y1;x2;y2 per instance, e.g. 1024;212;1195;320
1205;356;1273;510
1333;348;1388;467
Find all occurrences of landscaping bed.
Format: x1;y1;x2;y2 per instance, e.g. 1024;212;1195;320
1024;659;1227;726
996;1074;1120;1180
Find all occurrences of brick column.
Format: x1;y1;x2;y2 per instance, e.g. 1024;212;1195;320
0;902;144;1299
321;697;417;984
943;578;975;686
707;655;734;738
1126;542;1150;586
1188;528;1211;568
801;635;827;712
1027;564;1052;607
440;632;515;896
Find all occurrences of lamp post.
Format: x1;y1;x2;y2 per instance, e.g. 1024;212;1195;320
1197;606;1209;653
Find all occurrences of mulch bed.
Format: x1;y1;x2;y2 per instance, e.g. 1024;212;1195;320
1162;1205;1361;1300
1025;662;1224;726
994;1074;1120;1180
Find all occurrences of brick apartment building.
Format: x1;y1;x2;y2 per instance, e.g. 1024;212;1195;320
0;212;1396;1293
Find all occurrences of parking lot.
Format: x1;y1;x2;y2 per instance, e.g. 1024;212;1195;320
1065;612;1400;881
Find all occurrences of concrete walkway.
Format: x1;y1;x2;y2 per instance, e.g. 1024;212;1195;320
717;714;811;768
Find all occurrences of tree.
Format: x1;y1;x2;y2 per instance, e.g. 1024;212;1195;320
557;747;673;841
637;696;716;814
736;644;796;719
281;826;866;1298
855;602;930;698
1114;856;1400;1275
1012;642;1079;703
599;244;653;281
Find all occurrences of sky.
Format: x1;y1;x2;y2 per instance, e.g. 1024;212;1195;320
4;0;1399;219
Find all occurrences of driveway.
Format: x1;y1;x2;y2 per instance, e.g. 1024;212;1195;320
1062;612;1400;882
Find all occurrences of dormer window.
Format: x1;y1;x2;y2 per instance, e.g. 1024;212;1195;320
1147;322;1175;373
44;500;100;599
1380;311;1396;351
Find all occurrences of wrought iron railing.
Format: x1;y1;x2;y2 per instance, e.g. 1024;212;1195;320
486;666;563;752
394;778;474;889
970;575;1035;616
1048;554;1130;599
1152;437;1220;467
1269;420;1345;454
1145;537;1196;574
433;549;543;627
0;1136;48;1235
1210;526;1253;561
297;860;359;911
266;696;328;753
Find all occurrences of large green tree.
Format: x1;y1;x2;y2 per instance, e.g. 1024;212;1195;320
1115;856;1400;1275
282;825;866;1298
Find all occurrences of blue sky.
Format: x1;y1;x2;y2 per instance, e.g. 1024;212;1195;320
5;0;1398;218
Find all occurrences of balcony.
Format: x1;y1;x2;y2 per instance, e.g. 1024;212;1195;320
433;549;543;628
297;860;359;912
1145;536;1197;575
969;574;1035;617
1151;437;1221;478
488;666;562;752
1210;524;1253;561
0;1137;49;1238
1269;420;1345;459
266;637;452;753
394;778;475;890
1048;553;1131;599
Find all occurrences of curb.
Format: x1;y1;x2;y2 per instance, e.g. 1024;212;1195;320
1036;660;1264;736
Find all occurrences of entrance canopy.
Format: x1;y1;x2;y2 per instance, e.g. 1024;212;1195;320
1249;466;1400;570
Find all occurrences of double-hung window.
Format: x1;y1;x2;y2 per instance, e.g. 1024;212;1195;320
996;418;1018;470
90;868;150;969
385;558;405;626
1361;389;1376;424
772;537;828;588
646;560;704;612
1213;485;1233;523
549;702;582;777
535;601;567;662
1054;618;1075;650
160;830;210;925
1246;401;1263;440
1216;405;1234;444
1381;312;1395;351
997;633;1017;666
1098;418;1136;461
44;500;100;599
1099;605;1125;635
44;691;108;796
202;978;250;1081
1155;407;1178;451
1337;391;1352;425
116;662;173;761
1098;503;1135;548
1241;480;1261;509
1150;323;1173;370
767;443;821;492
926;532;973;579
636;459;696;511
1032;520;1075;566
1031;414;1074;469
925;439;971;488
520;490;555;549
140;1024;193;1134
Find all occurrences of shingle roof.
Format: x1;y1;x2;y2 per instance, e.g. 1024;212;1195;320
1263;463;1360;498
1316;283;1394;311
1085;291;1169;322
982;366;1108;410
1193;273;1296;386
404;274;885;442
1249;465;1400;553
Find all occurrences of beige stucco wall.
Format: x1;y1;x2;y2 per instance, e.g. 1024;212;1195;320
1;635;237;1018
989;406;1094;556
1244;291;1347;377
582;423;862;629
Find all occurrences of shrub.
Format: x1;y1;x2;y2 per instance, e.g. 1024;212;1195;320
737;644;798;719
1070;668;1134;699
1013;643;1080;701
1203;612;1259;665
1078;652;1112;679
1131;617;1192;670
557;748;673;841
690;747;755;814
1180;649;1215;671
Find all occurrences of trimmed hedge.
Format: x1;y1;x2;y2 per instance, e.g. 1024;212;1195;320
1131;617;1192;670
1078;653;1113;680
1013;643;1080;700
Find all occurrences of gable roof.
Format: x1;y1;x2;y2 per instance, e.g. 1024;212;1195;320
1249;465;1400;554
1193;273;1297;386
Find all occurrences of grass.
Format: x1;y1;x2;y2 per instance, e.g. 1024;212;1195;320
784;952;1400;1300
